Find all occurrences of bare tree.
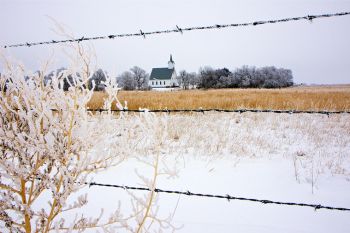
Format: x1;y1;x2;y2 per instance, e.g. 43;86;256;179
130;66;149;90
177;70;191;90
89;68;107;91
117;71;137;90
188;72;198;89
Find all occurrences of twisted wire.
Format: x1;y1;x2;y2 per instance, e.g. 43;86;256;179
87;182;350;212
86;108;350;115
3;12;350;48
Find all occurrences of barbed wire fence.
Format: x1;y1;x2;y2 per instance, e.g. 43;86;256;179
86;181;350;212
12;108;348;115
85;108;350;115
4;10;350;217
2;12;350;48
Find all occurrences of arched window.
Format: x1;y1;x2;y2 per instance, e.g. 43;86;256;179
156;81;158;85
152;81;154;85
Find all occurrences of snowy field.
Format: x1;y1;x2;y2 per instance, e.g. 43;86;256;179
38;112;350;232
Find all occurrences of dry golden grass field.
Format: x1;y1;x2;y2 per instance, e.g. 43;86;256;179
88;85;350;111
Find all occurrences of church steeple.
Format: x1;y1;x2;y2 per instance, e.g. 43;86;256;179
168;54;175;69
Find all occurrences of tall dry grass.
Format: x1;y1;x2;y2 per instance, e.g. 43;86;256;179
87;85;350;111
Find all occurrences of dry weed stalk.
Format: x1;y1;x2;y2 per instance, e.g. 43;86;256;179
123;113;181;233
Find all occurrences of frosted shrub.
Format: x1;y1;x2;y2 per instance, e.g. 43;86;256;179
0;54;177;232
0;57;117;231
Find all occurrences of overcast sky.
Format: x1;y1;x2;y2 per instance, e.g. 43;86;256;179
1;0;350;84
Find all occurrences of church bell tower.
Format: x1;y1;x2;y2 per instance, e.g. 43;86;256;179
168;54;175;69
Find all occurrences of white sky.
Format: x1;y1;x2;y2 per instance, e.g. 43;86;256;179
1;0;350;84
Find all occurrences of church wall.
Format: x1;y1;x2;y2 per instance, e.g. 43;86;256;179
149;79;171;88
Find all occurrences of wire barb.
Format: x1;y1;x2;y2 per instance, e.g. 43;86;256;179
77;36;85;43
3;12;350;48
307;15;316;22
140;30;146;39
176;25;183;34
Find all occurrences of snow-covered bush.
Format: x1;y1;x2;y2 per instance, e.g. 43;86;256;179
0;48;179;232
0;53;121;231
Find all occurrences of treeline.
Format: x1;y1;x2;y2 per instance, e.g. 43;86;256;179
40;66;149;91
44;68;108;91
88;65;294;90
1;65;293;92
196;66;293;89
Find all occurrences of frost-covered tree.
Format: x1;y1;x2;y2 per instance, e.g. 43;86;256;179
130;66;149;90
214;68;232;88
197;66;217;89
177;70;191;90
117;71;137;90
197;67;232;89
188;72;198;89
233;66;256;88
197;65;293;89
89;68;107;91
117;67;149;90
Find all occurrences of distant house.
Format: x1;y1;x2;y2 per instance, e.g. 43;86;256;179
149;55;178;88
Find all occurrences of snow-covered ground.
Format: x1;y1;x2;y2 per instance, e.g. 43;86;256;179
41;112;350;232
85;155;350;233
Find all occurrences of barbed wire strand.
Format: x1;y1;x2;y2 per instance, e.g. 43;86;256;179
3;12;350;48
86;181;350;212
85;108;350;115
14;108;350;115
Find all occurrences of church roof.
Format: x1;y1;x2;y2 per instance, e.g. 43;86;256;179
149;68;174;80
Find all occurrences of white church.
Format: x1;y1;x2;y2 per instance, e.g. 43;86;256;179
149;55;178;88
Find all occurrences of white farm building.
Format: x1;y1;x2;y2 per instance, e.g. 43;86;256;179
149;55;178;88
